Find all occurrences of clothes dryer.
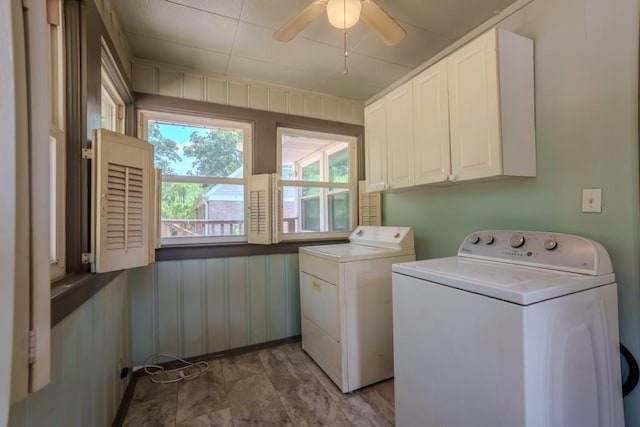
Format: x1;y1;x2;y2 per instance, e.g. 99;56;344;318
300;225;415;392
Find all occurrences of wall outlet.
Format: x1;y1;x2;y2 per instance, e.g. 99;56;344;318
582;188;602;213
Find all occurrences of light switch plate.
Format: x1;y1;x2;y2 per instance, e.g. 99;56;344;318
582;188;602;213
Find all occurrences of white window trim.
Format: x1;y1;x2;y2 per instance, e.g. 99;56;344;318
101;70;125;134
277;127;357;241
49;126;66;280
138;110;253;246
49;2;65;282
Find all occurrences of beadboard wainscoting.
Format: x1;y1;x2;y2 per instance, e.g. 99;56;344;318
9;272;131;427
129;254;301;366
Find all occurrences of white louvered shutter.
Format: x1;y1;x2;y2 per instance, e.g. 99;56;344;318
247;174;272;244
272;173;282;244
149;168;162;264
358;180;382;226
91;129;154;272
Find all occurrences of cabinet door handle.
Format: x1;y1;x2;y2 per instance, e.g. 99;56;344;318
312;281;321;291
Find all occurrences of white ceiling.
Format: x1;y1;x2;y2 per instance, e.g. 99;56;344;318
111;0;517;101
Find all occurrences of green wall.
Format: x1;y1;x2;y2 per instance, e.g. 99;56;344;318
8;272;131;427
383;0;640;422
128;254;301;366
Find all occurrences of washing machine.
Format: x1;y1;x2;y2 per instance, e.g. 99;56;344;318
392;230;624;427
299;225;415;393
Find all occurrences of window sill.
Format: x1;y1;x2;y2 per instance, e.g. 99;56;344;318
51;270;123;327
156;239;348;261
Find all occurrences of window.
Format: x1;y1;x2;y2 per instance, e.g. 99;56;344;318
138;111;252;245
101;67;125;133
277;127;357;240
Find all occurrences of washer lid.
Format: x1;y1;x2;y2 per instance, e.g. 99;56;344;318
392;257;615;305
300;243;415;262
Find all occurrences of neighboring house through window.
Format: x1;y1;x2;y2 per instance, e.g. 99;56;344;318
138;110;252;245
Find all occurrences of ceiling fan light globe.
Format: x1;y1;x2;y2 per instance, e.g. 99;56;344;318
327;0;361;29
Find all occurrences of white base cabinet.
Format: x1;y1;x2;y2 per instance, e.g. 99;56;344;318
365;27;535;192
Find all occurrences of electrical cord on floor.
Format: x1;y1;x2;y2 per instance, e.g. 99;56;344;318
143;354;209;384
621;343;639;397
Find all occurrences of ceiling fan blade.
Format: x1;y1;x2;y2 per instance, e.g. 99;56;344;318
360;0;406;46
273;1;327;42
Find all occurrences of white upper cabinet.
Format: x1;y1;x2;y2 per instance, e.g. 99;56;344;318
364;81;414;192
386;81;415;189
364;27;535;191
448;28;535;182
364;97;388;192
413;58;451;185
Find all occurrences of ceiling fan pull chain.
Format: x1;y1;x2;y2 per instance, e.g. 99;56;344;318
343;29;349;75
342;0;348;74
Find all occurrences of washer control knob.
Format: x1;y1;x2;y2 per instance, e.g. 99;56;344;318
484;236;494;245
355;228;363;236
544;239;558;250
393;232;400;238
468;235;480;244
510;234;526;248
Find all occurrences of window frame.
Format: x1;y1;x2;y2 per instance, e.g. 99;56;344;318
138;109;253;246
49;2;65;281
101;67;125;133
277;127;357;241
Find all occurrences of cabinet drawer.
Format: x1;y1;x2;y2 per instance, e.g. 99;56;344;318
299;253;340;284
300;272;340;341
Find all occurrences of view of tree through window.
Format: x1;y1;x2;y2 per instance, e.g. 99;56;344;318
144;117;248;241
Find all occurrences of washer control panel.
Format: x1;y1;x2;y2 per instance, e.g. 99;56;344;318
458;230;612;275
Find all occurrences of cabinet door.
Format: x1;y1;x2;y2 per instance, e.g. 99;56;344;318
448;30;502;181
364;98;388;192
413;59;451;185
386;81;414;189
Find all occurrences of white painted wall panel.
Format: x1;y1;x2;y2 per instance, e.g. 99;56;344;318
269;88;287;113
303;94;322;118
132;64;158;95
249;85;268;111
158;69;182;98
206;78;228;104
288;93;304;117
183;74;205;101
229;82;249;107
321;98;338;122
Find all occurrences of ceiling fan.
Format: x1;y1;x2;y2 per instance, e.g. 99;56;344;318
273;0;406;46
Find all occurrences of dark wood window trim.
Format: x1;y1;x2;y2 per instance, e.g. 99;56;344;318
136;94;364;262
156;239;348;261
55;0;134;325
51;271;122;327
134;94;365;177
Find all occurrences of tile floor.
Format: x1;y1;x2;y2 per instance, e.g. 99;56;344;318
123;341;395;426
